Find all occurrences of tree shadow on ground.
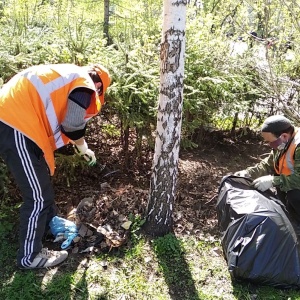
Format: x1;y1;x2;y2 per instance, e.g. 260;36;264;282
0;240;112;300
152;233;200;300
0;218;96;300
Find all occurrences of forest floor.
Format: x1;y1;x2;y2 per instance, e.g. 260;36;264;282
50;124;269;254
5;122;300;299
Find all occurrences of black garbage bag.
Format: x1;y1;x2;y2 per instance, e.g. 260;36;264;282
216;175;300;289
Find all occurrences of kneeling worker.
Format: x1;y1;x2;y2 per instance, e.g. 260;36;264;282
235;115;300;220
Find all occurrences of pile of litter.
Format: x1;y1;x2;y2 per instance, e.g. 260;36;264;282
47;196;133;254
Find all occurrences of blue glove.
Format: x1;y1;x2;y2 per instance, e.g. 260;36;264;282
49;216;78;249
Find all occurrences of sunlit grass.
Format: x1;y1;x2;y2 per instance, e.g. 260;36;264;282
2;218;300;299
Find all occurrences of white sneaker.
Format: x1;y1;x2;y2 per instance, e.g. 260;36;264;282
23;248;68;269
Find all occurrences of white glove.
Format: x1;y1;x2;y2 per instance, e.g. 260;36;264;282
74;141;96;166
252;175;274;192
234;170;250;177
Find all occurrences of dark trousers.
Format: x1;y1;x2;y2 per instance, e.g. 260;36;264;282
277;188;300;222
0;122;56;267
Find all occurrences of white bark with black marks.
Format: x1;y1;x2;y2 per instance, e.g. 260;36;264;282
144;0;187;236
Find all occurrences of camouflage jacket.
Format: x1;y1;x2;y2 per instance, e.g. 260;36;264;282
246;145;300;192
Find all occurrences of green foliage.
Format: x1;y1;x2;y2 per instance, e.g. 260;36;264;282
153;234;187;287
109;56;159;131
128;213;146;233
212;115;261;130
101;123;121;138
153;233;184;259
1;225;300;299
54;153;88;187
107;38;160;152
0;0;109;82
0;232;18;286
128;213;146;244
182;18;261;143
0;159;10;202
0;159;20;225
0;217;14;237
1;0;300;153
0;0;161;152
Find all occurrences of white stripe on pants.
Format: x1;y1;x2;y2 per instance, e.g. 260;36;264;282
0;122;56;267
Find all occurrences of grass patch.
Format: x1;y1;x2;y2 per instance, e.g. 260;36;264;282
2;216;300;299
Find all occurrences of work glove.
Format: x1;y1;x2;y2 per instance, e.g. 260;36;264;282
49;216;79;249
74;141;96;166
252;175;274;192
234;170;250;177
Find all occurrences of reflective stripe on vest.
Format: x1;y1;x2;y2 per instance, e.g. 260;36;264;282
22;70;80;149
0;64;101;175
274;129;300;175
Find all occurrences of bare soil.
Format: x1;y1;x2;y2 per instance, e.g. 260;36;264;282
50;125;269;252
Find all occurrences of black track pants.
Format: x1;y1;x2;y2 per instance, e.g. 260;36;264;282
0;122;56;267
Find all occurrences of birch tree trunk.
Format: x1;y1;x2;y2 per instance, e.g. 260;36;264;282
143;0;187;236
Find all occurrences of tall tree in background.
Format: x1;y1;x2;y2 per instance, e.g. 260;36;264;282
103;0;112;45
143;0;187;236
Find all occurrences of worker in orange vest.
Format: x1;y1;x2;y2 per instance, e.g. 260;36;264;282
235;115;300;221
0;63;111;269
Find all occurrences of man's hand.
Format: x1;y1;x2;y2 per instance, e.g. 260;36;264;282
252;175;274;192
74;141;96;166
234;170;250;177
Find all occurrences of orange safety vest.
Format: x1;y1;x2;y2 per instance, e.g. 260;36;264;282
274;129;300;175
0;64;101;175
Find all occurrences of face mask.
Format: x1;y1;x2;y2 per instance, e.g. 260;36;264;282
277;141;287;151
269;136;286;150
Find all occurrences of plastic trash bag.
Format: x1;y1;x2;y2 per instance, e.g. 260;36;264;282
49;216;78;249
216;175;300;289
